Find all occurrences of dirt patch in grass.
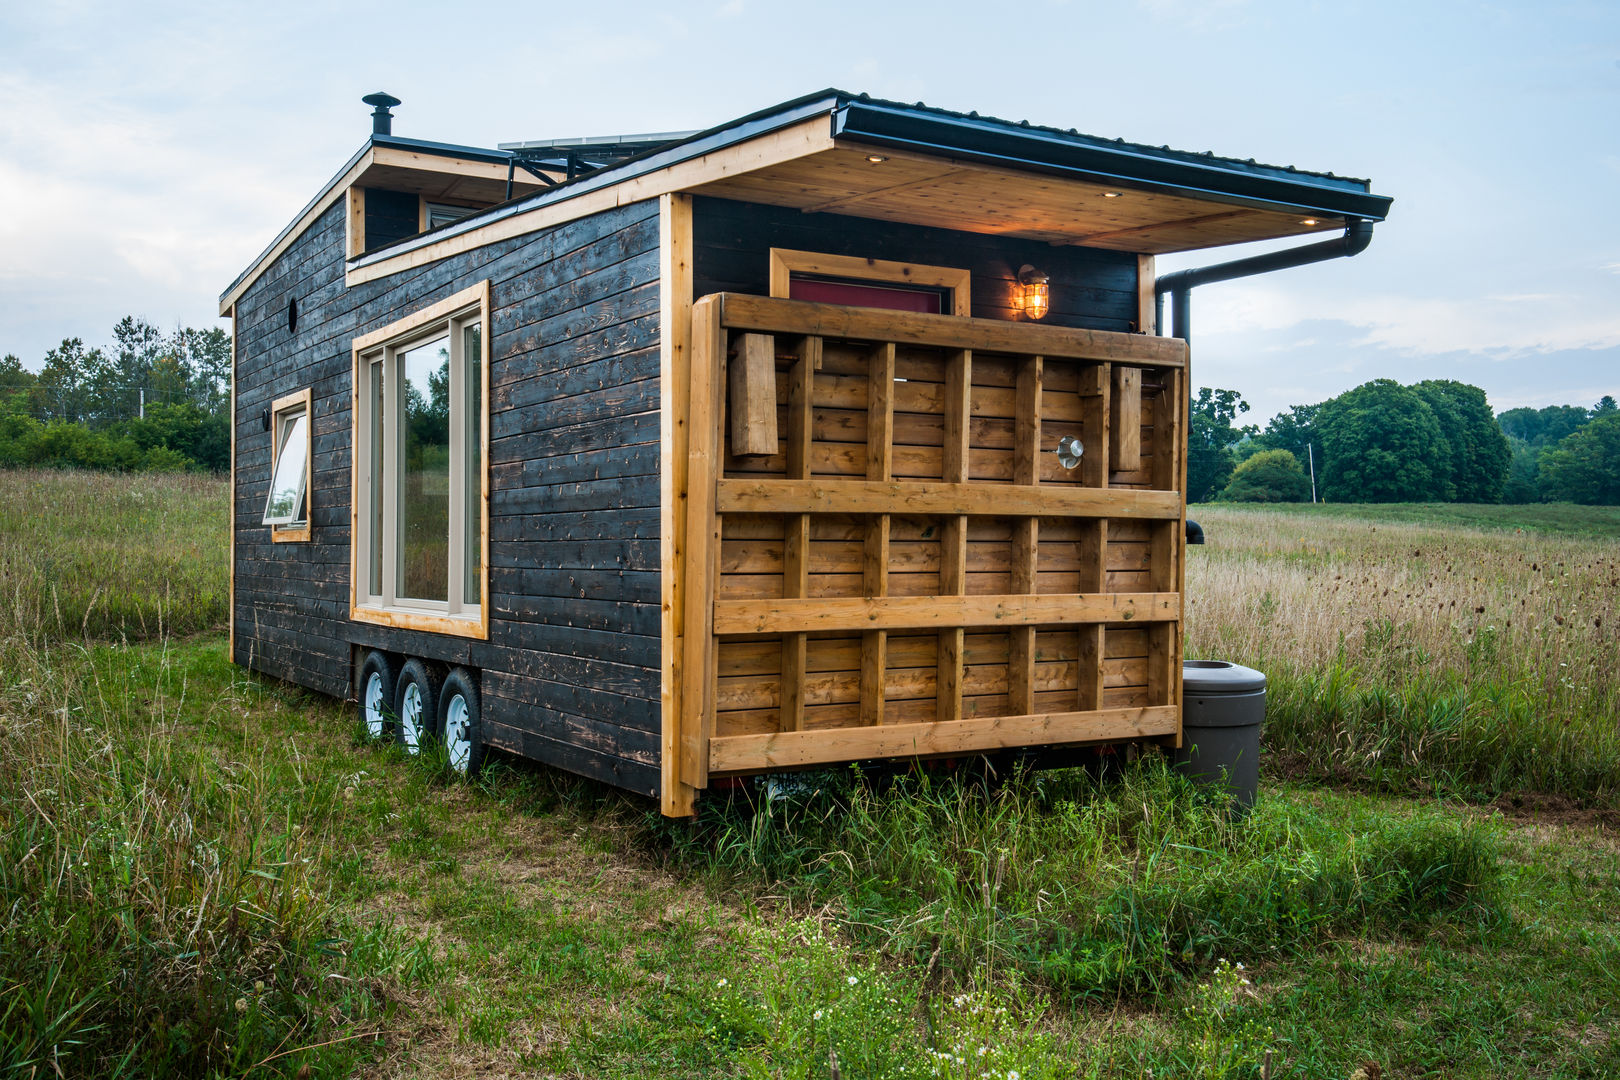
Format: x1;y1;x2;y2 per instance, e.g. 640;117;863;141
1491;790;1620;830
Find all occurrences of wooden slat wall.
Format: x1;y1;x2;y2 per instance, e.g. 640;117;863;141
695;294;1186;772
234;196;666;798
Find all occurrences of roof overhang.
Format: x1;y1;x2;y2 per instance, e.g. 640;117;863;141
227;90;1392;304
218;135;552;315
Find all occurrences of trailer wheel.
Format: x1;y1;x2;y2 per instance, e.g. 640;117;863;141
394;659;443;755
439;668;484;777
359;651;398;741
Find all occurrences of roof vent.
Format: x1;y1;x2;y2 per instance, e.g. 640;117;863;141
362;91;401;136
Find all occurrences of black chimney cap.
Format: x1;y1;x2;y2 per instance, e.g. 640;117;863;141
363;91;401;136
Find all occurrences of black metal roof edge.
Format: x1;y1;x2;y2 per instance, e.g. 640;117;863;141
832;98;1393;223
219;135;517;305
369;133;516;166
348;91;845;269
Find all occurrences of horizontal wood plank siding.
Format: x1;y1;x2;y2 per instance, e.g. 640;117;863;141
234;196;664;797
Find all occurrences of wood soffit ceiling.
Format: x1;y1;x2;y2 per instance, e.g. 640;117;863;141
690;144;1345;254
357;162;553;207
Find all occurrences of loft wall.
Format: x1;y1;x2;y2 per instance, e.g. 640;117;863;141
690;196;1142;331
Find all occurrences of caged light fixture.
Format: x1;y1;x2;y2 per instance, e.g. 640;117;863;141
1016;264;1050;320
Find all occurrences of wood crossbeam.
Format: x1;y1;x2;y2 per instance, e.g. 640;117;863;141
717;293;1188;367
710;705;1179;772
713;592;1180;635
716;480;1181;518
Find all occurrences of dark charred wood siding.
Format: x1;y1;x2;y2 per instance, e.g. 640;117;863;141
691;196;1141;331
362;188;420;253
233;197;663;797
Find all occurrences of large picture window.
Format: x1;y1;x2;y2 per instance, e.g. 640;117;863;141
350;281;489;637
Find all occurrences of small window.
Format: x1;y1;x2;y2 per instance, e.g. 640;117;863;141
425;202;477;230
350;281;489;637
264;389;312;541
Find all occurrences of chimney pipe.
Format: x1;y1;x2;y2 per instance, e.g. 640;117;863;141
362;91;401;136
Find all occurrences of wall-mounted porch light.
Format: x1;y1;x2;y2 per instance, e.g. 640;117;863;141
1016;264;1050;320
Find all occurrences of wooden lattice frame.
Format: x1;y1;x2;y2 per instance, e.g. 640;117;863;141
677;293;1187;788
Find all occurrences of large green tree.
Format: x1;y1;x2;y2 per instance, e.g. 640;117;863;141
1187;387;1253;503
1539;414;1620;504
1412;379;1509;502
1253;402;1321;467
1220;448;1311;502
1316;379;1446;502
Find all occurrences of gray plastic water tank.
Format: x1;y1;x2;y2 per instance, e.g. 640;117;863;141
1175;660;1266;813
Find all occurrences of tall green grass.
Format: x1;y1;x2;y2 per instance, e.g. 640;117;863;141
0;469;227;645
0;640;393;1076
666;761;1504;1000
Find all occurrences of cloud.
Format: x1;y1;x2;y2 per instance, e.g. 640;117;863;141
1193;279;1620;359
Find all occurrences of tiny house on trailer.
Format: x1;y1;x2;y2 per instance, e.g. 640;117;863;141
223;90;1391;816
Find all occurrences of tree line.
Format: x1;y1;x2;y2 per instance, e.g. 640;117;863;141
1191;378;1620;505
0;318;231;472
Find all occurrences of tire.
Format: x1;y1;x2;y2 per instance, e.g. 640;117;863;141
438;668;485;778
394;659;443;756
359;651;398;742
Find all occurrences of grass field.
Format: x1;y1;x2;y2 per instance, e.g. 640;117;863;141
2;473;1617;1078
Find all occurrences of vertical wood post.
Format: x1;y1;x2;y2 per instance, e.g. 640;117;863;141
780;335;818;733
1078;362;1112;712
1010;354;1042;716
938;348;971;725
862;342;895;726
679;297;724;792
658;194;696;815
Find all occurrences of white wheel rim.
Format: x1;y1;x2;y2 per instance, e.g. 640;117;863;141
401;682;423;753
445;693;472;773
364;672;386;739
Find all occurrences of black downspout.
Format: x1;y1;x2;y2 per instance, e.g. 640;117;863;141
1155;218;1374;341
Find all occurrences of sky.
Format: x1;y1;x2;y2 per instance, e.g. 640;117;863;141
1;0;1616;425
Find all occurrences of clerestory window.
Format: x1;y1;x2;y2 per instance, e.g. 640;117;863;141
350;281;488;637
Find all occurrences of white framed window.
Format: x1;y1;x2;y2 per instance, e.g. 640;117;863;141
350;281;489;638
424;201;478;230
265;388;312;542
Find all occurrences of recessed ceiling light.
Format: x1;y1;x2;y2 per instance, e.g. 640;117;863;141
1300;217;1319;226
866;154;889;163
1102;191;1122;198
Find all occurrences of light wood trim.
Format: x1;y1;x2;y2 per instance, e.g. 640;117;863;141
719;293;1187;366
768;248;971;317
220;147;374;314
348;115;835;287
1136;254;1156;335
347;186;366;261
268;387;313;544
659;196;696;815
348;280;490;641
728;332;777;455
716;479;1182;519
1112;366;1143;472
348;605;484;637
228;304;237;662
713;592;1180;635
710;705;1179;772
370;145;545;184
352;281;489;351
680;297;725;790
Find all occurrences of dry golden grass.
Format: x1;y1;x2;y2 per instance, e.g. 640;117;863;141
1188;506;1620;800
